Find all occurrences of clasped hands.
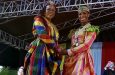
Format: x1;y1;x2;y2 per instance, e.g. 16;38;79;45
56;48;68;55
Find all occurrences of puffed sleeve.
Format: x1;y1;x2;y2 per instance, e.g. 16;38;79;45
32;16;59;49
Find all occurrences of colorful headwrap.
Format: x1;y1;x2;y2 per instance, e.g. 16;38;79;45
78;5;90;13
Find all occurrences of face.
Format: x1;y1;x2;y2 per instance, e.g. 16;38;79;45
44;5;56;20
78;11;89;25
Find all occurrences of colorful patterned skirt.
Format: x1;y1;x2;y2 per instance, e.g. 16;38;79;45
24;39;61;75
63;50;95;75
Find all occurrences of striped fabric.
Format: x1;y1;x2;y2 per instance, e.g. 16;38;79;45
63;24;99;75
24;16;61;75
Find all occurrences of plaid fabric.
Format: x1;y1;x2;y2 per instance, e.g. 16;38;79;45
63;24;99;75
24;16;60;75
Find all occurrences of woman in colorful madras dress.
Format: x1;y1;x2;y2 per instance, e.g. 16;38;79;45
23;1;62;75
60;6;100;75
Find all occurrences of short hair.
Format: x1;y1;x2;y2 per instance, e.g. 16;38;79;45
39;1;57;17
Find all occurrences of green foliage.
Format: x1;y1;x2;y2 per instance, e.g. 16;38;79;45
0;67;17;75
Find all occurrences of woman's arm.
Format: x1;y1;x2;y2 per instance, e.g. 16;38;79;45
33;17;59;49
68;32;96;56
